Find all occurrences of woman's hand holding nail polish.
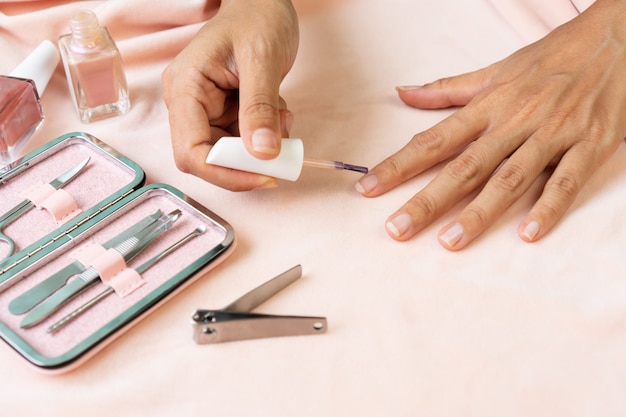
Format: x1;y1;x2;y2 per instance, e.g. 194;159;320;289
162;0;298;191
357;0;626;250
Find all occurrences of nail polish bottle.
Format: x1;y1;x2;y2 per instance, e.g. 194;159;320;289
0;40;60;165
58;10;130;123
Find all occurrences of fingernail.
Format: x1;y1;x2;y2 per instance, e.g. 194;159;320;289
254;178;278;190
386;212;412;238
439;223;464;248
355;174;378;194
396;85;422;92
251;128;280;155
521;220;540;241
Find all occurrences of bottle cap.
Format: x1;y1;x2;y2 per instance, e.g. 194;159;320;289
206;137;304;181
9;40;60;95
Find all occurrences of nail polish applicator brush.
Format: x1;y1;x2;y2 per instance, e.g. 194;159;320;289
205;137;368;181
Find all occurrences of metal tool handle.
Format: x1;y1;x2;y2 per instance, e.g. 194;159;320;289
0;199;34;260
8;263;83;315
8;209;164;314
47;287;114;333
192;312;327;344
19;276;98;328
191;265;328;344
223;264;303;313
123;210;182;261
0;157;90;263
47;225;206;333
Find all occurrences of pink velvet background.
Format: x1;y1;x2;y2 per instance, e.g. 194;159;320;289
2;0;626;416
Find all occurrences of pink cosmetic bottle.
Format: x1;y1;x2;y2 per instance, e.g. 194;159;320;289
0;41;60;165
58;10;130;123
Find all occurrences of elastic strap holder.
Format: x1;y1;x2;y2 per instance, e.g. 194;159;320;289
71;242;146;297
21;182;82;225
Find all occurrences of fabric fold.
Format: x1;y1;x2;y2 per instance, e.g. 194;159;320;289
486;0;584;42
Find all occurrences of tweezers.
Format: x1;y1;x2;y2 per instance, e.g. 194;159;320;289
19;209;183;328
192;265;327;344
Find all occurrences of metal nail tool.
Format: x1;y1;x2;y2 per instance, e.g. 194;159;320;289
19;209;183;328
0;157;90;260
0;162;31;186
191;265;327;344
47;225;206;333
9;209;164;315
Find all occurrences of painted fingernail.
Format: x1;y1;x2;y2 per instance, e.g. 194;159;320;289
386;212;412;238
355;174;378;194
439;223;464;248
396;85;422;92
251;128;280;155
521;220;540;241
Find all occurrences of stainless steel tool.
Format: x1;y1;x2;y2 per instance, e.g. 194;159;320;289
9;209;163;315
47;224;206;333
20;209;182;328
192;265;327;344
0;157;90;260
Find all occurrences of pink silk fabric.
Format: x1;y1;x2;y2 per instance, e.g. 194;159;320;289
487;0;594;41
2;2;623;417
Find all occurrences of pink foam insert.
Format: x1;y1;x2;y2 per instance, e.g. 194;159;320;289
0;189;228;359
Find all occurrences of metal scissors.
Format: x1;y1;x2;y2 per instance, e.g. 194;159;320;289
0;157;90;260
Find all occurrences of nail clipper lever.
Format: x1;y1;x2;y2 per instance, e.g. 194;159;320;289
191;265;327;344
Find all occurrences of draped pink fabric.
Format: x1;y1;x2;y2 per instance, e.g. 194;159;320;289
487;0;584;41
1;1;624;416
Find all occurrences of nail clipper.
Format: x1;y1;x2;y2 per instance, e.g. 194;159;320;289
192;265;327;344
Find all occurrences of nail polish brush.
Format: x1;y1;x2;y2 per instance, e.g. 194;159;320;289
301;157;368;174
205;137;368;181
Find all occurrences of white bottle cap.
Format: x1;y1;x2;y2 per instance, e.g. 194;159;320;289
206;137;304;181
9;40;60;95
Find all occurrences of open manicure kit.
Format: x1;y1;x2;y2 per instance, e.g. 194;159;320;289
0;23;333;373
0;23;342;373
0;132;236;372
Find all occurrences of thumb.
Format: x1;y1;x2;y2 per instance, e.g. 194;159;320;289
396;66;493;109
238;60;283;160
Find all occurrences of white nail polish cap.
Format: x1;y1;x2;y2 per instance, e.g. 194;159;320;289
9;40;60;95
205;137;304;181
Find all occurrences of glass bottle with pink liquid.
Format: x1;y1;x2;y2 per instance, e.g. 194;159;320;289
0;41;59;165
58;10;130;123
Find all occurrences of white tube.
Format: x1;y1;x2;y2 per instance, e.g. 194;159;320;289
205;137;304;181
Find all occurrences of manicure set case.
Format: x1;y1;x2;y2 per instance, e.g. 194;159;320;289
0;132;235;372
